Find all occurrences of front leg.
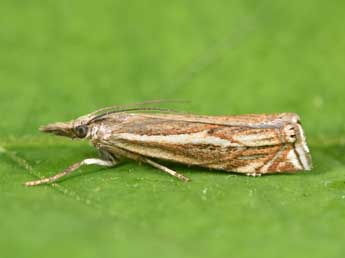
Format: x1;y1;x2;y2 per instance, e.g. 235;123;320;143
25;158;117;187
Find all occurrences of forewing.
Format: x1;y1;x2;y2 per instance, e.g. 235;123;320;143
98;113;311;174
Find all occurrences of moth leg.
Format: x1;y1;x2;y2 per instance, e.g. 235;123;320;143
246;172;262;177
99;149;120;163
24;158;117;187
142;158;190;182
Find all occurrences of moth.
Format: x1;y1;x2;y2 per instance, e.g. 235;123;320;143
25;103;312;186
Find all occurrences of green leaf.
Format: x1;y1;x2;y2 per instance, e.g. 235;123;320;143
1;1;345;258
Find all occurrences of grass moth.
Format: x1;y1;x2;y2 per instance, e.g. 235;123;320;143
25;103;312;186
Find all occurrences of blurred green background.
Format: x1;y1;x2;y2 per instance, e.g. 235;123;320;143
1;0;345;257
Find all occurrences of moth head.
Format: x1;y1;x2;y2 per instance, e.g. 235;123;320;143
40;119;90;139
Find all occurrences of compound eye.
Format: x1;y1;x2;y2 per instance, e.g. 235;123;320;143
75;125;88;138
